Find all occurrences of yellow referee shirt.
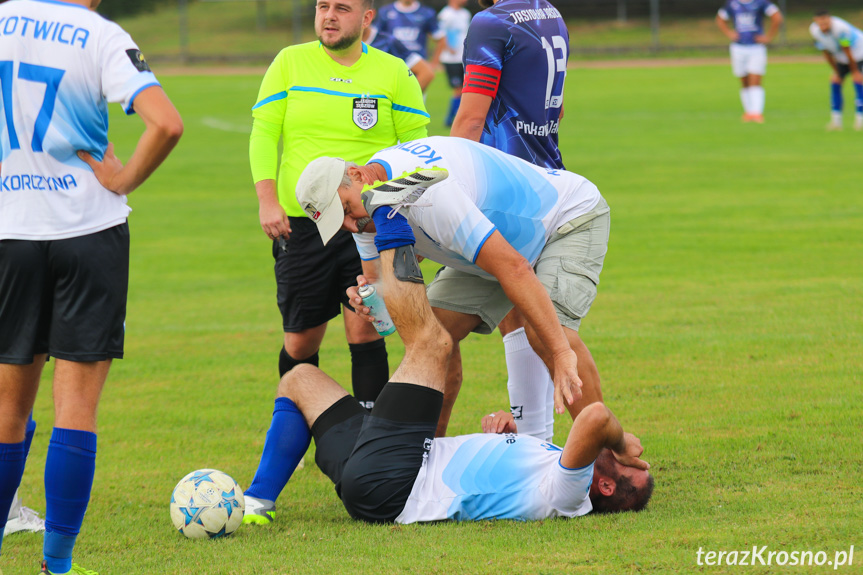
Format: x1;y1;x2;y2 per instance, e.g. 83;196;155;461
250;41;430;217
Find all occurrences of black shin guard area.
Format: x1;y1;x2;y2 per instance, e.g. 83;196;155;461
279;347;319;378
370;382;443;424
349;340;389;406
393;245;424;283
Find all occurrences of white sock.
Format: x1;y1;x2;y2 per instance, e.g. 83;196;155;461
740;88;750;114
504;327;554;442
544;371;554;443
750;86;765;114
8;489;20;521
832;111;843;125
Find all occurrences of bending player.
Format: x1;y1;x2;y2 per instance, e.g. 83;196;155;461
242;167;653;523
809;10;863;131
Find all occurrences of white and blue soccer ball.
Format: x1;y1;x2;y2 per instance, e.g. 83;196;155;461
170;469;245;539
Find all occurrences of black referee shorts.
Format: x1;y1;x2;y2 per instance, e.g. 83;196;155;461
0;223;130;364
274;216;364;332
444;63;464;89
311;382;443;523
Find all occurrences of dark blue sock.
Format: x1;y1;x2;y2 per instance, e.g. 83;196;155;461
0;441;27;554
44;428;97;574
445;96;461;126
245;398;311;502
25;412;36;457
854;83;863;114
831;82;843;112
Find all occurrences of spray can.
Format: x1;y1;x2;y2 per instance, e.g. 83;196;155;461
358;284;396;336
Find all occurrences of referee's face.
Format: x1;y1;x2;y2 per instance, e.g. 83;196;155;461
315;0;372;52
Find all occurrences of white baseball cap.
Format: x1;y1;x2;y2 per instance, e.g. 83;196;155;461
295;156;347;245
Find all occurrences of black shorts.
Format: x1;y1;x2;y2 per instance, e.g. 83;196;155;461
0;223;130;364
443;63;464;89
274;217;363;332
311;382;443;523
837;61;863;79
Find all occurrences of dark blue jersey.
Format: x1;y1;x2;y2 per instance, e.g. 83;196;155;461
718;0;780;45
367;26;421;65
462;0;568;170
376;2;441;59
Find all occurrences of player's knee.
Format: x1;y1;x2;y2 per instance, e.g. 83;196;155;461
278;363;320;399
414;323;453;364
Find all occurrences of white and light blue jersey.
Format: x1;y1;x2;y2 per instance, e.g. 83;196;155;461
0;0;159;240
437;5;471;65
809;17;863;64
395;433;594;523
354;136;600;279
718;0;779;46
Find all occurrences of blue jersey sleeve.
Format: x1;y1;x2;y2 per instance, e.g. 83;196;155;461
463;11;507;70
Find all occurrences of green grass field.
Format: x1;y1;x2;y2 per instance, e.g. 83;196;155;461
118;2;863;62
3;61;862;574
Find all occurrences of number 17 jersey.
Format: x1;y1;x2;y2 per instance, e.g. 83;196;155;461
0;0;160;241
462;0;569;170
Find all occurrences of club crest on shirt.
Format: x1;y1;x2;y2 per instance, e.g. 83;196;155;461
125;49;151;72
353;97;378;130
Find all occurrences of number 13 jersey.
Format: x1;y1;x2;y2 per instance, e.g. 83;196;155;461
0;0;160;240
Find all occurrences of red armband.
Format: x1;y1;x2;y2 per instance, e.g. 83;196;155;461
463;64;501;98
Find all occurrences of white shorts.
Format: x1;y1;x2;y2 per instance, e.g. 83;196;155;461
730;43;767;77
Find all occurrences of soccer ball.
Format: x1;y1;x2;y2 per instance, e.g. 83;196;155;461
170;469;245;539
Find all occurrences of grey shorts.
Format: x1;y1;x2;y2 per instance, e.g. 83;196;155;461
426;196;610;334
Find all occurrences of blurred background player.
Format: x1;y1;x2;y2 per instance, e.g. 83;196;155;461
375;0;446;78
716;0;783;123
809;10;863;131
244;0;429;525
437;0;471;126
363;14;436;91
450;0;573;443
0;0;183;572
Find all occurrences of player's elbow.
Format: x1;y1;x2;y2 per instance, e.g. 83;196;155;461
157;114;185;145
576;401;611;431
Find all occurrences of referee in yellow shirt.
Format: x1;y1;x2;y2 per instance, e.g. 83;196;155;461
244;0;429;524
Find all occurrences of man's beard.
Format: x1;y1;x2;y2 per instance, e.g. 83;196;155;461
319;27;362;51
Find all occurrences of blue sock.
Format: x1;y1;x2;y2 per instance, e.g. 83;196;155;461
854;83;863;114
0;441;27;555
831;82;843;113
445;96;461;126
25;412;36;456
245;398;311;502
44;428;97;574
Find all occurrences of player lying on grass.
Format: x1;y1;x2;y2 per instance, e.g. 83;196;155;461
243;202;653;522
295;136;610;441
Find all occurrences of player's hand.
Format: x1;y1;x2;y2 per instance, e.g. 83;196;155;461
754;34;769;44
612;432;650;471
551;348;582;415
259;200;291;241
346;275;375;323
78;143;127;195
481;410;517;434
